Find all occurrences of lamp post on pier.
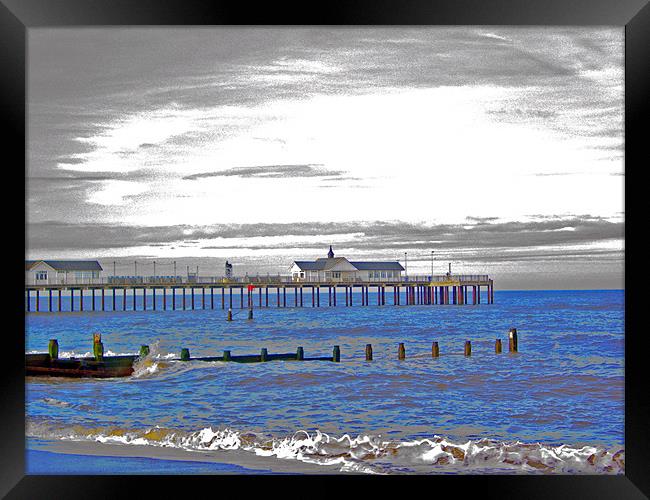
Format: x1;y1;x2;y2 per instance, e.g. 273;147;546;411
404;252;408;279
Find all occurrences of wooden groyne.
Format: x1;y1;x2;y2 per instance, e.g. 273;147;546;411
26;329;519;378
25;276;494;313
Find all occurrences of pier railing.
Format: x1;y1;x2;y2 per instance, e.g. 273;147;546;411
26;274;490;287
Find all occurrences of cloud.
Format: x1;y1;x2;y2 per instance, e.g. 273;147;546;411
182;164;344;180
27;216;623;254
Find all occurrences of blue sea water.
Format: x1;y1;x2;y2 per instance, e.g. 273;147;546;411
25;289;625;474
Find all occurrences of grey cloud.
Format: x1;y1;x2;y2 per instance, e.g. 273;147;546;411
182;164;343;180
27;216;623;254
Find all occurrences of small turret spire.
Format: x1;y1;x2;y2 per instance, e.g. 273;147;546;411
327;245;334;259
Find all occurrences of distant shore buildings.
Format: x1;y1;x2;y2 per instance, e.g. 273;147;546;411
26;260;103;285
290;246;404;282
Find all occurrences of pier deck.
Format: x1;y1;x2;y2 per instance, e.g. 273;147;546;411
25;275;494;312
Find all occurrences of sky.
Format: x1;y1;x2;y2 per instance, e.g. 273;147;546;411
26;27;624;289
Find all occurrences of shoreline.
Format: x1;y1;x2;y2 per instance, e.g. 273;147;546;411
27;438;353;475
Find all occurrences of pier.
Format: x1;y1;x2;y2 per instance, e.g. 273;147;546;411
25;275;494;313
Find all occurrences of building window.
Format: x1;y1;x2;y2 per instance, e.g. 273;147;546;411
36;271;47;280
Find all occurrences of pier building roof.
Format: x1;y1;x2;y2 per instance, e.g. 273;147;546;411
292;248;404;273
26;260;103;271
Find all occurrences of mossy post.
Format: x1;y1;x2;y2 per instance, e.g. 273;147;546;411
227;308;233;321
365;344;373;361
48;339;59;360
296;346;304;360
94;342;104;361
333;345;341;362
495;339;502;354
180;348;190;361
260;348;268;362
508;328;518;353
140;345;150;357
431;341;439;358
223;350;231;361
398;343;405;360
464;341;471;357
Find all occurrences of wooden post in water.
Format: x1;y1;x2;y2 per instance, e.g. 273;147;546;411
365;344;373;361
49;290;52;312
132;288;136;310
296;346;304;360
101;288;105;311
223;350;231;361
48;339;59;360
398;343;405;360
183;288;186;310
432;341;439;358
508;328;518;352
59;289;62;312
260;348;268;362
122;288;126;311
464;341;471;356
495;339;502;354
240;288;244;309
229;288;232;309
180;348;190;361
333;345;341;362
227;308;233;321
93;333;103;361
79;289;83;311
248;308;253;320
140;345;150;357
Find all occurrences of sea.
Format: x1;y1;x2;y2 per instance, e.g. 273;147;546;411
25;289;625;475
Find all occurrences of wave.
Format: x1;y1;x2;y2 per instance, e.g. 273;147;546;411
25;419;624;474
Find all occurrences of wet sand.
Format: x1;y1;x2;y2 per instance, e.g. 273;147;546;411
27;438;354;475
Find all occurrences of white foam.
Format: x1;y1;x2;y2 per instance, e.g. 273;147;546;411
25;420;625;475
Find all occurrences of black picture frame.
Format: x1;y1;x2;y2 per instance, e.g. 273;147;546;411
2;0;647;497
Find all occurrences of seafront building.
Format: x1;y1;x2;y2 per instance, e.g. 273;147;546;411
25;260;103;285
290;246;405;282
